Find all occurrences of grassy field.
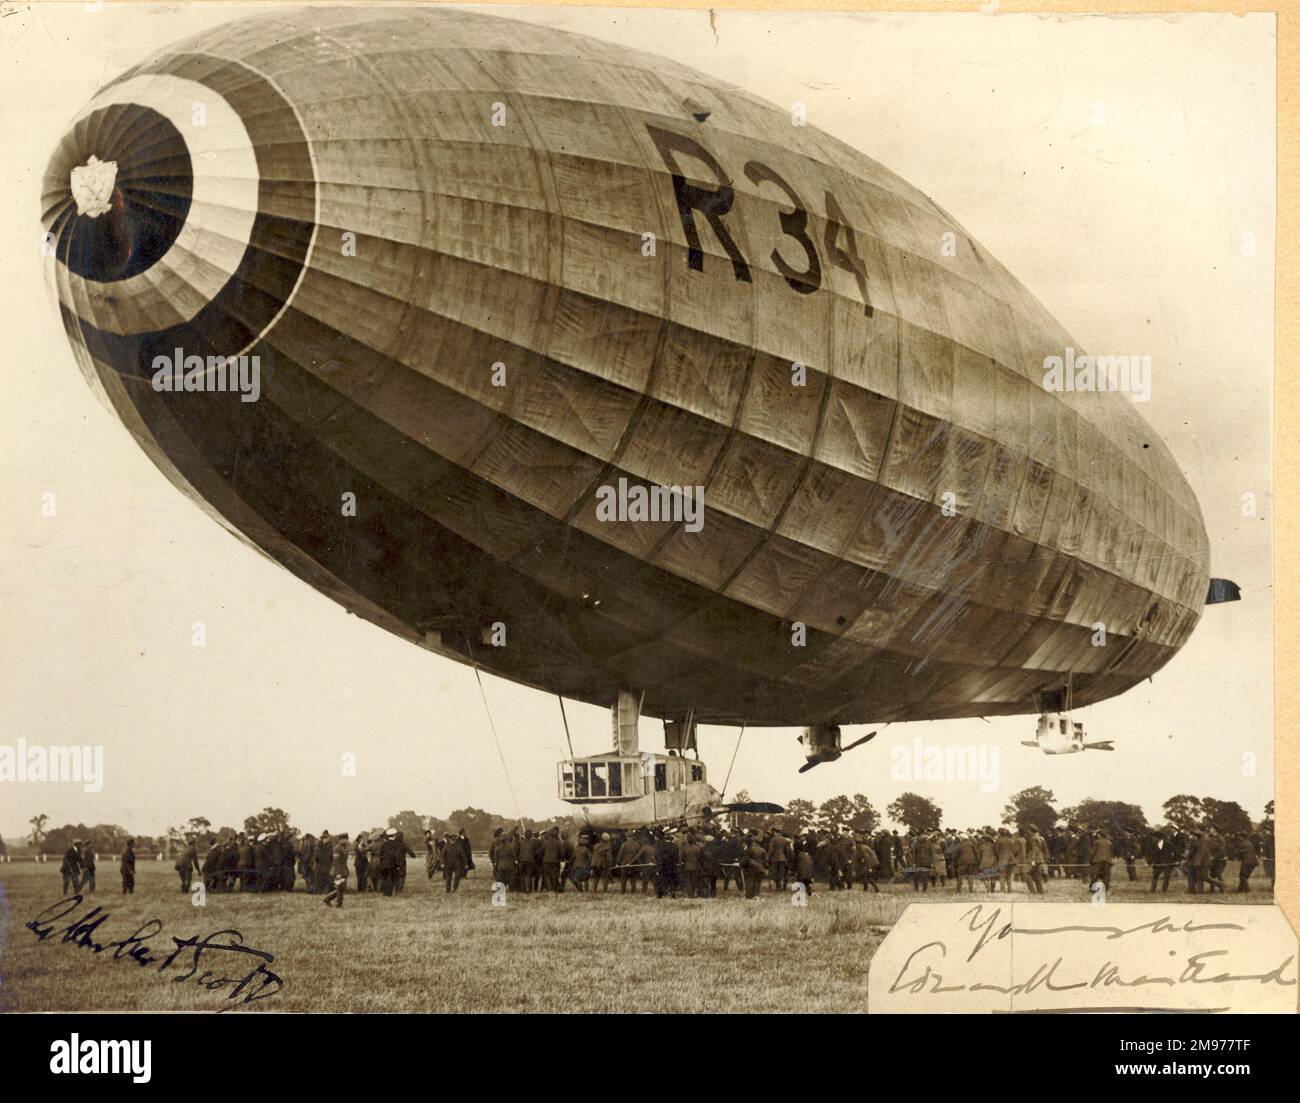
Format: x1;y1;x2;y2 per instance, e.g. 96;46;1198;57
0;860;1272;1013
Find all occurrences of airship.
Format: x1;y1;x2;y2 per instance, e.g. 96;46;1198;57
42;6;1231;783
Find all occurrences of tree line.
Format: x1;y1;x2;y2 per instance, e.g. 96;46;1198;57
12;792;1271;859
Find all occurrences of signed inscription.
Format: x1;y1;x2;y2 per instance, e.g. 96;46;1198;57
25;895;284;1011
869;903;1297;1014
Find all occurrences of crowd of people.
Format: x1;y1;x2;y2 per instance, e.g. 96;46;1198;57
483;821;1275;898
52;819;1274;902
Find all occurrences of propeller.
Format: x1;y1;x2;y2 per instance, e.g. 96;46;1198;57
798;730;877;772
1084;741;1115;751
720;801;785;815
842;731;877;753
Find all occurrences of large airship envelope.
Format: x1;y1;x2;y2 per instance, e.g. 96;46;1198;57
41;7;1211;727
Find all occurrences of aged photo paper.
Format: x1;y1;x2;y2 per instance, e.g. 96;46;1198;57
0;0;1292;1035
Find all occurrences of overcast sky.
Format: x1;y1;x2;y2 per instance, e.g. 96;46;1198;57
0;4;1274;842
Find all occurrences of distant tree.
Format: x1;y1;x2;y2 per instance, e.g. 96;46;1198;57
184;816;213;842
1063;799;1147;835
776;799;817;837
886;793;942;834
387;810;427;841
38;823;162;857
244;807;292;836
1199;798;1253;837
89;825;131;854
847;794;879;835
1162;794;1203;833
816;795;855;834
1261;800;1275;831
29;813;48;852
1002;786;1059;834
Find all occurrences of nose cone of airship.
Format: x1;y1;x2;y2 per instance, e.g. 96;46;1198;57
41;64;317;385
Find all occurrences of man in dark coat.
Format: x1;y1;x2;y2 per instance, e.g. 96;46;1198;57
515;830;536;893
220;837;239;892
653;831;679;898
394;831;416;892
1089;828;1114;892
78;841;97;893
678;833;702;897
354;833;369;892
1191;829;1212;894
817;832;837;889
568;834;592;892
539;827;562;893
1208;829;1228;893
993;828;1015;893
590;833;614;893
60;841;82;896
496;830;518;891
368;836;384;892
314;831;334;894
910;833;932;893
1024;826;1048;895
202;839;222;893
443;832;469;893
434;835;449;881
954;833;978;893
279;833;296;892
300;834;317;893
458;828;474;874
795;846;815;895
322;835;350;908
616;832;641;893
235;834;255;892
766;830;791;891
741;834;768;899
175;839;201;893
261;835;282;892
120;838;136;894
1119;831;1138;882
378;829;403;897
719;832;742;894
1144;828;1173;892
557;831;575;893
875;832;893;882
1236;833;1258;893
700;834;722;897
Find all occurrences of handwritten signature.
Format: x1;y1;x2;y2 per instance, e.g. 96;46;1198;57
889;905;1296;998
25;896;284;1011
